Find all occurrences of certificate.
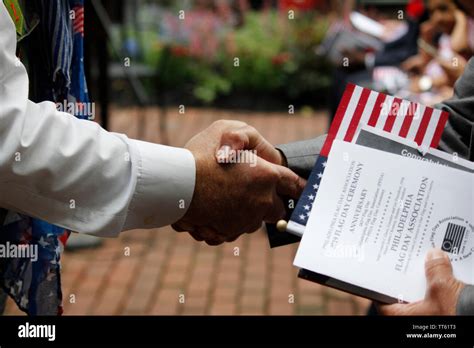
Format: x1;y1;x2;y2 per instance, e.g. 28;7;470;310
294;140;473;303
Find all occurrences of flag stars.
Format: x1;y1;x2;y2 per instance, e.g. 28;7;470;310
312;183;319;190
299;214;306;221
303;205;311;211
38;236;49;248
317;172;323;179
308;194;315;200
322;161;327;167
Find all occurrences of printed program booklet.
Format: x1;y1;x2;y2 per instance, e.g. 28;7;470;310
294;132;473;304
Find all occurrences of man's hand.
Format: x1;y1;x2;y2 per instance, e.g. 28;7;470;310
379;249;465;315
172;120;305;245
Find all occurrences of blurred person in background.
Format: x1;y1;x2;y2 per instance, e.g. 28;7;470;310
402;0;474;104
329;0;425;119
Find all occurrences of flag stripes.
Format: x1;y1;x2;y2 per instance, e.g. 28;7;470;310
320;83;449;157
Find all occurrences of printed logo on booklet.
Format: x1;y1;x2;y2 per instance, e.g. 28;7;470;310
430;217;473;262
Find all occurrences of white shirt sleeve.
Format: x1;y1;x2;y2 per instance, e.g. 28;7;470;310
0;4;195;237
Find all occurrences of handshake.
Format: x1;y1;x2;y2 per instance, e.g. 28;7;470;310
172;120;306;245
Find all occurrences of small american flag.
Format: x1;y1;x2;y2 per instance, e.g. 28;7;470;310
287;83;449;236
72;5;84;36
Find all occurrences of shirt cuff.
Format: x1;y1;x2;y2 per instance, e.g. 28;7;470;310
123;139;196;231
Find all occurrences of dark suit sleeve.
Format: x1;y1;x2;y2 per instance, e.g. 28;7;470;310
276;135;327;180
457;285;474;315
438;58;474;160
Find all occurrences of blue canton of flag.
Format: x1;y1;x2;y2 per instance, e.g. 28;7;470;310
287;156;327;236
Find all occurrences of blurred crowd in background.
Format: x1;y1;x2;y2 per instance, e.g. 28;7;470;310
93;0;473;116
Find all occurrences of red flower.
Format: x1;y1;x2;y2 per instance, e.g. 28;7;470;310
279;0;318;12
272;52;291;65
170;45;189;57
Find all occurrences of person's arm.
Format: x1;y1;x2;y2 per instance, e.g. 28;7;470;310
0;4;195;237
457;285;474;315
450;9;471;56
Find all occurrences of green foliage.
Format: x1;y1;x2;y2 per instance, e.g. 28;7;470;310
190;62;231;104
222;12;287;91
119;10;332;105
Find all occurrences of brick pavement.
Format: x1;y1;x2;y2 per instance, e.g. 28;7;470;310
4;107;371;315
